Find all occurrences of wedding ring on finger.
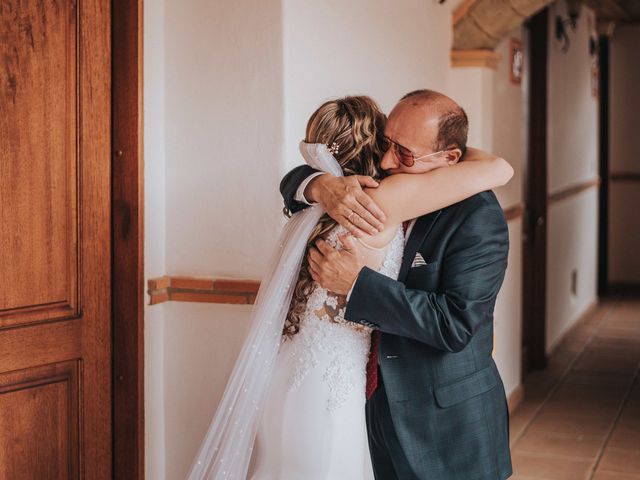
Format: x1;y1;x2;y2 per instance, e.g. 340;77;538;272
347;211;354;222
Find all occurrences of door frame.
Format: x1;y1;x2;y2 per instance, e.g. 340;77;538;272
597;35;610;296
112;1;144;478
522;7;549;376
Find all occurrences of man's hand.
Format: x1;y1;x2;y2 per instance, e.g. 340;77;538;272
308;235;364;295
305;174;386;238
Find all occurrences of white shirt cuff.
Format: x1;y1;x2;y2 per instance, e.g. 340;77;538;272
346;280;356;302
294;172;325;205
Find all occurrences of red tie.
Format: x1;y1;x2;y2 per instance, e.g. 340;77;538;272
365;331;380;399
365;220;410;400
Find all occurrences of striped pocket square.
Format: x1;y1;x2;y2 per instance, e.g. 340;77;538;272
411;252;428;268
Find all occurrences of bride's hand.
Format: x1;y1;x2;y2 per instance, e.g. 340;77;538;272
305;174;386;238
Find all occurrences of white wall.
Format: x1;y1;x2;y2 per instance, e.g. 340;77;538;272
546;2;599;351
491;28;526;398
164;0;285;279
450;66;496;149
609;24;640;284
494;218;524;395
281;0;453;171
163;0;286;476
547;8;599;192
492;31;526;209
164;303;252;480
547;189;599;349
144;0;167;477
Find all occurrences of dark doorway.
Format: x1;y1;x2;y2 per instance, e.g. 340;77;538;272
522;7;549;376
597;35;610;297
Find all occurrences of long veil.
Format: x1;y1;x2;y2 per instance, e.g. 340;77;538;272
186;142;343;479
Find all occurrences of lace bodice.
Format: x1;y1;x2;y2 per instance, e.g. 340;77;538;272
284;225;404;411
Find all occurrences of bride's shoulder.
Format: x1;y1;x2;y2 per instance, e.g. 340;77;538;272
354;224;402;251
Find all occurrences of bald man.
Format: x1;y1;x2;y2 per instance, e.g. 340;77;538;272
280;90;512;480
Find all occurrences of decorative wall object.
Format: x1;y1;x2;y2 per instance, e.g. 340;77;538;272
510;38;524;84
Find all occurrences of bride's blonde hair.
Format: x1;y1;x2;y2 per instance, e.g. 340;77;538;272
284;96;386;337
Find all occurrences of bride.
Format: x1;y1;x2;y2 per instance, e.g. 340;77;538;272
187;96;512;479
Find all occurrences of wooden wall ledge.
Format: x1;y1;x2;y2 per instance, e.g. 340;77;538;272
451;49;502;69
147;276;260;305
504;202;525;221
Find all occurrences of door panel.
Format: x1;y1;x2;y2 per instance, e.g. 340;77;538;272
0;0;78;327
0;361;80;479
0;0;112;478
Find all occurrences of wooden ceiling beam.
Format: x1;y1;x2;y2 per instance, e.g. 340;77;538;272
453;0;554;50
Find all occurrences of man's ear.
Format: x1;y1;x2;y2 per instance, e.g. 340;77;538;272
445;148;463;166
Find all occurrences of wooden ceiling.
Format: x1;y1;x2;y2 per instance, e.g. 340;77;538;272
453;0;639;52
453;0;555;50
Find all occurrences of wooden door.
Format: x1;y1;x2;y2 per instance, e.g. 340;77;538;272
522;7;549;375
0;1;112;478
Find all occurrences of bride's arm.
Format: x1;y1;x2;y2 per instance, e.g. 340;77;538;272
361;148;513;246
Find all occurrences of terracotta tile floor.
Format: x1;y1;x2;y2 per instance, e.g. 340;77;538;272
509;297;640;480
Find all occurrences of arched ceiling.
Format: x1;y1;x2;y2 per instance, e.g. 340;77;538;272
453;0;554;50
453;0;639;51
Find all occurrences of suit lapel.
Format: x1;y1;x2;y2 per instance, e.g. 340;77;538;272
399;210;442;282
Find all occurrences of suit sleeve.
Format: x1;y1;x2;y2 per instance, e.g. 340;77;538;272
280;165;321;215
344;202;509;353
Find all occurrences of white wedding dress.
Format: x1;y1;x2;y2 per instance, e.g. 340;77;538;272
250;225;404;480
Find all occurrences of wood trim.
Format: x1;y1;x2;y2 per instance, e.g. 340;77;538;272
504;203;525;222
451;49;502;69
548;178;601;205
148;276;261;305
610;172;640;182
507;384;525;414
112;0;144;478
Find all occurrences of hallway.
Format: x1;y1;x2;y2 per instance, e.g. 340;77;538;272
510;297;640;479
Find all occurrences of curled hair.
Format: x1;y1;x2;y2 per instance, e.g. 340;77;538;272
284;96;386;337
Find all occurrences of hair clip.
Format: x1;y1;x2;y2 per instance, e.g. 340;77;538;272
327;142;340;155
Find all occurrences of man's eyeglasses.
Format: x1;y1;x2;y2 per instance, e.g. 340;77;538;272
382;136;445;167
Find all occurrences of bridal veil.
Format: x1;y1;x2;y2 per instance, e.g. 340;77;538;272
186;143;343;479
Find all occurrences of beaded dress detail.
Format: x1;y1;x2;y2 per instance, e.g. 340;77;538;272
285;225;404;411
251;225;403;480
